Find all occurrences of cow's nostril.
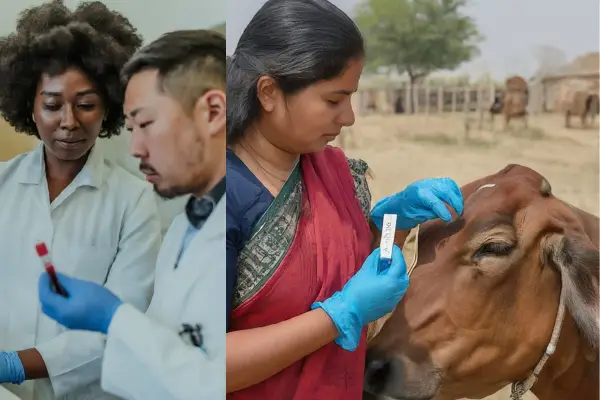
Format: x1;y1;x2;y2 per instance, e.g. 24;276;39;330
365;358;391;393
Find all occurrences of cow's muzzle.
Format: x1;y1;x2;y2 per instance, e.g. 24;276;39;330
364;351;441;400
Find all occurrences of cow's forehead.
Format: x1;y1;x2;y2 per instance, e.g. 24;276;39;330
467;178;553;223
466;180;534;216
468;183;501;206
476;183;496;191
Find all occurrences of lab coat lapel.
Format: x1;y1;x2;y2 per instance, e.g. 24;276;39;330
152;196;225;324
173;195;225;286
155;214;189;277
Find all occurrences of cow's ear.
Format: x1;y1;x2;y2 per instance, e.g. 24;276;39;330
543;234;599;351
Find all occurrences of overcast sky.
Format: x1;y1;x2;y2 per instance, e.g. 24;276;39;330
227;0;599;79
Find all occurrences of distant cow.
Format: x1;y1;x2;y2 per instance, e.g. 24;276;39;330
488;76;529;130
564;90;599;128
365;164;598;400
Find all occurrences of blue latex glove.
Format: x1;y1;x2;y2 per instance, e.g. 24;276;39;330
38;272;123;334
0;352;25;384
312;246;409;351
371;177;464;230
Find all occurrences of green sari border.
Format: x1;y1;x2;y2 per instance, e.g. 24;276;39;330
249;162;301;239
233;161;304;307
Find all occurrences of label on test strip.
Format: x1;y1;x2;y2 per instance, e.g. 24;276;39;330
380;214;397;260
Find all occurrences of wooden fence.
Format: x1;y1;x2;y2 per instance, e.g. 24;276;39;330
352;82;546;116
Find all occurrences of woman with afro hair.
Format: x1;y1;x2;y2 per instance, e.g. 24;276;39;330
0;1;162;399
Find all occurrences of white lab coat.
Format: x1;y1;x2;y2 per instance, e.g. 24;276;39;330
0;385;20;400
0;144;162;400
100;195;226;400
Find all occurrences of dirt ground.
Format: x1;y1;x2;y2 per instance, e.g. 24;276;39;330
337;113;599;215
339;113;599;400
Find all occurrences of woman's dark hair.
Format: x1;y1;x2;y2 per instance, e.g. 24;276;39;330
226;0;364;143
0;0;143;139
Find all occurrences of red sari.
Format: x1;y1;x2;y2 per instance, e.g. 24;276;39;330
229;146;372;399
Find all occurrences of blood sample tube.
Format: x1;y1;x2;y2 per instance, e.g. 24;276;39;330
35;242;68;297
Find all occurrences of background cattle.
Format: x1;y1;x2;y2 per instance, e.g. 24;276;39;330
563;89;599;128
488;76;530;131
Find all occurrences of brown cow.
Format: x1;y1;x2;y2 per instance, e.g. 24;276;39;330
564;90;599;128
488;76;529;131
364;164;599;400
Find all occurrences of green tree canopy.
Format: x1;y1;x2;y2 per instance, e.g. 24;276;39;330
354;0;482;82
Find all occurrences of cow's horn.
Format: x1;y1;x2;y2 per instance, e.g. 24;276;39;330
540;177;552;197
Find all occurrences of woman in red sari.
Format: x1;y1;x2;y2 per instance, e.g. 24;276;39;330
226;1;464;398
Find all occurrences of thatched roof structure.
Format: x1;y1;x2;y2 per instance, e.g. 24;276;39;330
565;52;599;74
542;52;599;81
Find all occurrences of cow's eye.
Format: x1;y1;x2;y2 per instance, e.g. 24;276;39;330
475;242;514;258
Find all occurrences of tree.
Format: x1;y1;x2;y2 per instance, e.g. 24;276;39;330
354;0;482;112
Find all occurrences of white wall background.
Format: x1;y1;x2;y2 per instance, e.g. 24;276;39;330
0;0;225;235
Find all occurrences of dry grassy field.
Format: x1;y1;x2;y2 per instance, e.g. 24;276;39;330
339;113;599;400
337;113;599;215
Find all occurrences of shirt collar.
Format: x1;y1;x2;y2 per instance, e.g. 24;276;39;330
185;176;225;228
205;176;226;204
16;141;105;189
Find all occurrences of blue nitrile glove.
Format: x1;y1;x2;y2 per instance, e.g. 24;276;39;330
311;246;409;351
38;272;123;334
0;352;25;384
371;177;464;230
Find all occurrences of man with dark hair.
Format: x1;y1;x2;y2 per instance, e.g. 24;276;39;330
37;29;226;400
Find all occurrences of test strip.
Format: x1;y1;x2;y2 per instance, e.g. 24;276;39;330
380;213;397;260
35;242;68;297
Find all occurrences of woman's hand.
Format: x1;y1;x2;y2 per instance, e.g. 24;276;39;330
38;272;123;334
311;246;409;351
226;248;409;391
370;177;464;230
